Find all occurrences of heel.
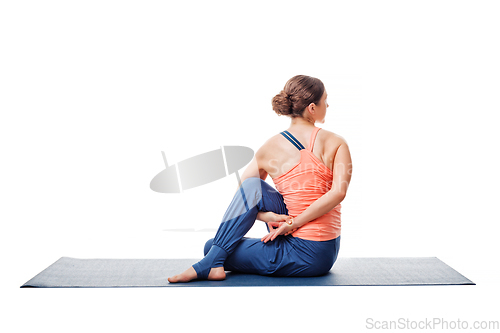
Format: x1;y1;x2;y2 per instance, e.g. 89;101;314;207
192;245;228;280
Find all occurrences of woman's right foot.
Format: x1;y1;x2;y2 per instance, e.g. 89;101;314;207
168;266;226;283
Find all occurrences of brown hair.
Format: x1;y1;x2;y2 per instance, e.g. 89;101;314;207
272;75;325;117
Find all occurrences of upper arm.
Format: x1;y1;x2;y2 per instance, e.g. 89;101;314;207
239;146;268;183
331;140;352;197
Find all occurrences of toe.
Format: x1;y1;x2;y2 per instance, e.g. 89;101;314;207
168;274;180;283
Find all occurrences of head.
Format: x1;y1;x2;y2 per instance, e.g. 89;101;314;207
272;75;328;123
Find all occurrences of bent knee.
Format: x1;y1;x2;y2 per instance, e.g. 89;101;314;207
239;177;263;207
240;177;263;192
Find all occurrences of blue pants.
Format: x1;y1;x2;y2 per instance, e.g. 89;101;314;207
192;177;340;279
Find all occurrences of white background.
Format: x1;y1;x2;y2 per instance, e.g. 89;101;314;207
1;0;499;331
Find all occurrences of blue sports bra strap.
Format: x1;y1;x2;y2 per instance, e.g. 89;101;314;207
280;131;305;150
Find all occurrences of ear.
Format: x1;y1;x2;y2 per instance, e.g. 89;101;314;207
302;103;316;118
307;102;316;115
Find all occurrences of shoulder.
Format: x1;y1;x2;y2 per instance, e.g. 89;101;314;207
316;128;351;169
255;133;285;159
317;128;349;148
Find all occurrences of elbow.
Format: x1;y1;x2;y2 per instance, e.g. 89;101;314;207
333;192;346;210
328;190;346;207
332;188;346;200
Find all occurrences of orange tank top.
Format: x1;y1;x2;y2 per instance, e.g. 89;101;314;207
272;127;341;241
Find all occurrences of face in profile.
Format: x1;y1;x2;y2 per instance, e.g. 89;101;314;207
315;91;329;124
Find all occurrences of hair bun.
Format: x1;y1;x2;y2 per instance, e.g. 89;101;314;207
271;75;325;118
271;90;293;116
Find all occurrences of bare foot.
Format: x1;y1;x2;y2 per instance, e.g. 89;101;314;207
208;267;226;281
168;266;226;283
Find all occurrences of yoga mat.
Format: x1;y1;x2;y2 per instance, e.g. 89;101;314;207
21;257;474;288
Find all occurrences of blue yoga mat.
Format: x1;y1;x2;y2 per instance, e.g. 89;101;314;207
20;257;474;288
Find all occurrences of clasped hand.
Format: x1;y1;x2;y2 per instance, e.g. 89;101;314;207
258;211;297;243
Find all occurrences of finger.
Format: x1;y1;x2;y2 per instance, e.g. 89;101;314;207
268;222;281;229
271;225;286;241
267;229;279;242
261;231;274;243
266;232;276;243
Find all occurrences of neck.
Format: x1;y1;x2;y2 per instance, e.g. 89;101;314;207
290;116;315;128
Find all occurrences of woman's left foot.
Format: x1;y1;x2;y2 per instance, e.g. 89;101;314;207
168;266;226;283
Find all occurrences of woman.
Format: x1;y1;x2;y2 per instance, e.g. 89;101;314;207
168;75;352;283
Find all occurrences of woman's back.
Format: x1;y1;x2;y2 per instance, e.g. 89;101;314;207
258;125;344;179
256;126;346;241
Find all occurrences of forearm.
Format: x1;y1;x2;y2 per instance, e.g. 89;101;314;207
256;211;267;222
292;191;345;228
